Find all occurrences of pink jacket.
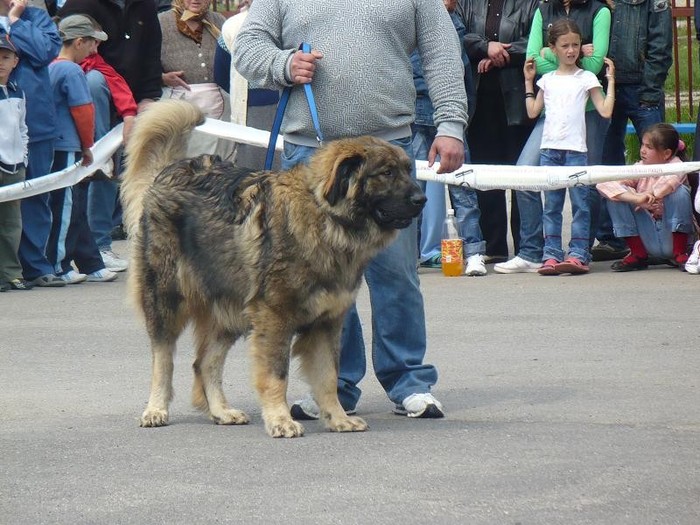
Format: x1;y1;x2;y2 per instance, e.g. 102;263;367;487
596;157;687;218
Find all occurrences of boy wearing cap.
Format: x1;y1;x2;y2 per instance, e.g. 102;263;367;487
45;14;117;284
1;0;63;287
0;34;33;292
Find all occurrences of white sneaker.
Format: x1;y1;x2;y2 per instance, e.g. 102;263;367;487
100;249;128;272
465;254;487;276
86;269;118;282
494;256;542;274
685;240;700;274
289;392;356;421
59;270;87;284
393;393;444;418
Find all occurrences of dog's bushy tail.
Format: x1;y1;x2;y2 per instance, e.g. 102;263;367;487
121;99;205;235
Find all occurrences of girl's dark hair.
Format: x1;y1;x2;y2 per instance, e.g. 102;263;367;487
547;18;583;68
644;123;687;161
547;18;583;47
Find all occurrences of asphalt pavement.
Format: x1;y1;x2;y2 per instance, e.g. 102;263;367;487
2;239;699;525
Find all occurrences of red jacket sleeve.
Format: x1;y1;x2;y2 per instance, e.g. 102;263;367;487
70;103;96;149
81;54;138;118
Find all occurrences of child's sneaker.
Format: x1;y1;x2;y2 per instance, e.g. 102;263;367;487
393;393;444;418
555;257;589;274
60;270;87;284
685;240;700;274
86;269;118;282
538;258;560;276
7;278;34;290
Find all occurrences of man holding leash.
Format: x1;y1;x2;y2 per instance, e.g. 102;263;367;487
233;0;468;418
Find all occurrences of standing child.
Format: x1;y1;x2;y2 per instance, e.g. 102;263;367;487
0;34;33;291
597;123;695;272
46;14;116;283
524;19;615;275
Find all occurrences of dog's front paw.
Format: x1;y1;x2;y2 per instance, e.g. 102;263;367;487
325;415;368;433
213;408;250;425
265;416;304;438
140;408;169;427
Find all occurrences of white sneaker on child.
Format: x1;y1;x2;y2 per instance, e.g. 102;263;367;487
100;249;128;272
494;256;542;274
86;269;118;282
465;254;487;276
685;240;700;274
60;270;87;284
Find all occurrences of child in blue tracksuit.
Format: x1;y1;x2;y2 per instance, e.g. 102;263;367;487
46;14;116;284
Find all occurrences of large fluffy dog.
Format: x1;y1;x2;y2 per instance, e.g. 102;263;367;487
121;100;426;438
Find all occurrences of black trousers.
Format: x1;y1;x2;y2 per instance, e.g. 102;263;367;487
468;74;533;257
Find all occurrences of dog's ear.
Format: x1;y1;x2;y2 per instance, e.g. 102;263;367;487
324;154;363;206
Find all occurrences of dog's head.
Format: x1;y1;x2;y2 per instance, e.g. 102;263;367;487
313;136;426;230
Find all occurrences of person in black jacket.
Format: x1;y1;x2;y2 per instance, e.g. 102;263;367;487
456;0;539;264
57;0;162;273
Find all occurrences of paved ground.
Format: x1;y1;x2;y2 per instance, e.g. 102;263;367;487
2;239;699;524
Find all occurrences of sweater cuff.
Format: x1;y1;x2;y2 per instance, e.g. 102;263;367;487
435;121;465;142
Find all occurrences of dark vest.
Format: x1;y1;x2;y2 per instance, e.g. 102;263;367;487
538;0;607;46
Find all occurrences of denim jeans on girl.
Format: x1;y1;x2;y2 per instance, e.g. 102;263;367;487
281;137;437;411
540;149;592;263
515;111;609;263
606;184;693;258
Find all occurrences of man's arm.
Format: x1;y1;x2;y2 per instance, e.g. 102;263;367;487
232;0;296;89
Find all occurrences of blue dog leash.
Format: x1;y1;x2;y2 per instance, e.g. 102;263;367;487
265;42;324;170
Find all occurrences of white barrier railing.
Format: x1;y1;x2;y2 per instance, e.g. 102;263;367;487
2;118;698;203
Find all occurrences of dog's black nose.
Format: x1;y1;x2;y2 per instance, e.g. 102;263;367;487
411;191;427;208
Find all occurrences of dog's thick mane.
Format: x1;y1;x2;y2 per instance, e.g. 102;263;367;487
121;99;205;236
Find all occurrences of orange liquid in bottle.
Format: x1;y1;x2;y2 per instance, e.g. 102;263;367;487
441;239;463;277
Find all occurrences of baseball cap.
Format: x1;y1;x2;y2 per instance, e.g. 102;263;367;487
58;15;108;42
0;34;18;54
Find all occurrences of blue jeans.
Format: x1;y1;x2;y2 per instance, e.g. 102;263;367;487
606;185;693;258
515;111;610;262
85;70;121;250
18;139;56;280
598;83;664;248
412;125;445;262
281;137;437;410
412;124;484;258
540;149;591;263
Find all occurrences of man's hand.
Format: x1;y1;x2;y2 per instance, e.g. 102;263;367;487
477;58;493;73
429;136;464;174
290;49;324;84
8;0;26;23
162;71;190;90
487;41;511;68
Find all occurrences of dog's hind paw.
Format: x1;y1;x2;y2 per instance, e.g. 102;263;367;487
212;409;250;425
265;417;305;438
325;415;369;433
140;408;169;427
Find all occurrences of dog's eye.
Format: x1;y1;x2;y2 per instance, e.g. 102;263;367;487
381;169;392;177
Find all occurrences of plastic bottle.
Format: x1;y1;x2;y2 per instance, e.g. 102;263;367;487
441;209;463;277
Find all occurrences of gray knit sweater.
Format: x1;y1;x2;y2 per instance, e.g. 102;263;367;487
232;0;468;146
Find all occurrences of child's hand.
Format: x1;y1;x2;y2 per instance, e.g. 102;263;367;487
604;57;615;80
81;149;94;167
523;58;536;82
